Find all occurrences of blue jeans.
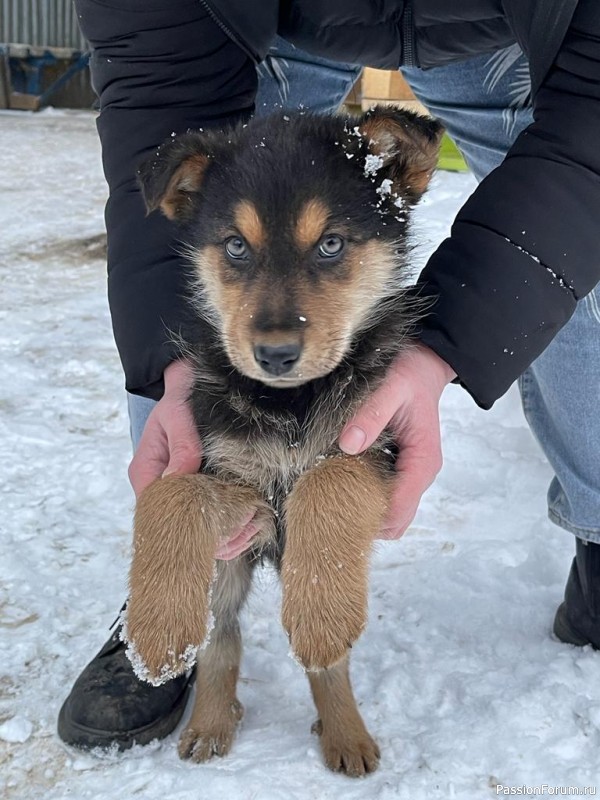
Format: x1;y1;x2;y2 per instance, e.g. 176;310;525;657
129;44;600;542
255;38;361;113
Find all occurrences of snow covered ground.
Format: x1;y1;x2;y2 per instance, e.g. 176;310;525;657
1;110;599;800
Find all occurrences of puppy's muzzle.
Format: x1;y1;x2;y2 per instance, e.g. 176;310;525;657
254;343;301;376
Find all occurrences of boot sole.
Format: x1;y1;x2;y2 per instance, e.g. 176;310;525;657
553;602;597;648
57;671;194;751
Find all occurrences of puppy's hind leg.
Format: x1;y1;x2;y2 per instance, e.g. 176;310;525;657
309;654;380;777
178;557;253;763
127;474;273;684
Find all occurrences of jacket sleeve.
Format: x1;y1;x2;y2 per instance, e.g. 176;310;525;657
75;0;257;400
413;0;600;408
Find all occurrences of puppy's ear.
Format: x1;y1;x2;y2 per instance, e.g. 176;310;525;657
357;106;444;203
137;133;213;221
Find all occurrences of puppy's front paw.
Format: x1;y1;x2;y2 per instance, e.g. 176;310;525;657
127;474;226;684
283;612;357;672
123;619;204;686
281;566;366;670
126;543;213;685
178;699;244;763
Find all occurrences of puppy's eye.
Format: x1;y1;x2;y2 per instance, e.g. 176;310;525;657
318;234;344;259
225;237;248;260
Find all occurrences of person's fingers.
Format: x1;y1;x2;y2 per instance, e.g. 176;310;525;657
161;445;202;478
379;471;429;539
339;366;408;455
128;413;169;497
378;423;443;539
339;346;455;458
215;519;261;561
162;402;203;477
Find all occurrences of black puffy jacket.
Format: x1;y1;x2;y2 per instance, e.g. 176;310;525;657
78;0;600;408
210;0;575;94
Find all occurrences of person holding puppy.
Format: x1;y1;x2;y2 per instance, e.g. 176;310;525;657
59;0;600;752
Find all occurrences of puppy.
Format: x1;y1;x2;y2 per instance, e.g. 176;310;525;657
126;107;442;776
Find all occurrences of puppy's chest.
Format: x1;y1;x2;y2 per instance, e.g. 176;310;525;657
192;367;370;499
201;410;342;497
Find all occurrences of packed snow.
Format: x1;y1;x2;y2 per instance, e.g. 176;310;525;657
1;110;598;800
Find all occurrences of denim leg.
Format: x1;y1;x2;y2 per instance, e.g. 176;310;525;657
125;46;361;451
255;37;361;114
519;299;600;542
403;48;533;182
127;393;157;452
404;52;600;541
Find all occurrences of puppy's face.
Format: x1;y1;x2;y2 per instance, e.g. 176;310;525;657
139;108;442;387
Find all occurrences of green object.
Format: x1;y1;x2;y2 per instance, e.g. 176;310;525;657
438;134;469;172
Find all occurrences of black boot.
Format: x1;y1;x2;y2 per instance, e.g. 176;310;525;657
553;538;600;648
58;614;194;751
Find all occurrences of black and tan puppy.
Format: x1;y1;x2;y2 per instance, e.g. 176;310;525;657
126;107;442;776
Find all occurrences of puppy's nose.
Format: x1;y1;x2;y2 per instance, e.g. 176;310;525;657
254;343;301;376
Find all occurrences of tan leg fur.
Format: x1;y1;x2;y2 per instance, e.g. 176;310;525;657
281;454;389;671
127;473;274;683
309;655;380;777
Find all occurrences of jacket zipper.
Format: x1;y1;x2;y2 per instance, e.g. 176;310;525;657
198;0;260;63
401;1;417;68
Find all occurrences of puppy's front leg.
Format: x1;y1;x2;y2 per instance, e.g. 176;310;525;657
127;474;274;684
282;455;388;776
281;454;389;671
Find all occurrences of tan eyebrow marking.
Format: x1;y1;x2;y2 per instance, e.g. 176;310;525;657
295;198;330;249
233;200;266;250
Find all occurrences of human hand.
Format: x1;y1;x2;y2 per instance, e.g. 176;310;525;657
128;359;257;561
128;359;201;497
338;344;456;539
